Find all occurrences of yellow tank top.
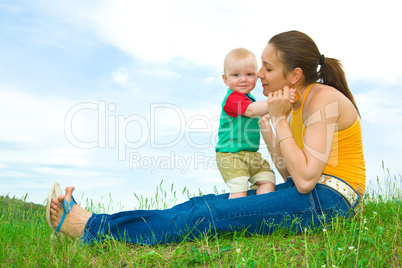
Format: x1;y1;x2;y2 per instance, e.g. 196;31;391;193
290;84;366;195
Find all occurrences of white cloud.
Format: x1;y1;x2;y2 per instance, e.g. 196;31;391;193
0;87;96;168
45;155;88;166
30;166;99;177
112;67;130;86
86;0;235;66
130;87;141;96
140;68;181;79
202;76;223;87
355;85;402;124
43;0;402;82
0;87;70;144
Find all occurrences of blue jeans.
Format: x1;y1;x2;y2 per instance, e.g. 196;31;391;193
80;179;357;245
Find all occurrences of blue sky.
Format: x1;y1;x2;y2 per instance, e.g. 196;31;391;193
1;1;401;211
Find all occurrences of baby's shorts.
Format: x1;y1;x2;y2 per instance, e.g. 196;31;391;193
216;151;276;193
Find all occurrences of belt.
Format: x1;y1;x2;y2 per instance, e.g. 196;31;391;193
318;174;359;207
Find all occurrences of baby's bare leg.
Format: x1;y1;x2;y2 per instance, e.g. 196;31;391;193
255;181;275;195
229;191;248;199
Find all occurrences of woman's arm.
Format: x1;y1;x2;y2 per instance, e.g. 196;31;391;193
259;115;290;180
268;86;338;194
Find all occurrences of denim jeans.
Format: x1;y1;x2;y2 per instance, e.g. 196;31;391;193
80;179;357;245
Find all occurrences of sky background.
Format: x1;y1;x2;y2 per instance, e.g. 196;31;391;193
1;1;401;212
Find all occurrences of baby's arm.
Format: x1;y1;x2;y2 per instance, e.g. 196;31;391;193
243;100;269;118
244;88;296;118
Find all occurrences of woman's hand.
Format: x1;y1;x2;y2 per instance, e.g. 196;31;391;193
268;86;296;129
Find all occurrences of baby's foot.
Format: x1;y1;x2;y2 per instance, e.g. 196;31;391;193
50;186;91;239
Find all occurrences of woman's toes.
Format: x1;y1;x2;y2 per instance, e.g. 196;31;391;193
51;199;61;210
57;194;66;203
65;186;75;196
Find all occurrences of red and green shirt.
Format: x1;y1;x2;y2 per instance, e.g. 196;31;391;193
215;88;261;153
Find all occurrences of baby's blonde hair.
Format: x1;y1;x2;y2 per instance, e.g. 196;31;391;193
223;48;257;75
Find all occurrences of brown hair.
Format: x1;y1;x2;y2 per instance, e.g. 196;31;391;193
269;30;360;116
223;47;257;75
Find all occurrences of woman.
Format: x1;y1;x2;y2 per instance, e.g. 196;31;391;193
47;30;365;245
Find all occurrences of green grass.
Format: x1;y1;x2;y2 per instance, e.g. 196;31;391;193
1;172;401;267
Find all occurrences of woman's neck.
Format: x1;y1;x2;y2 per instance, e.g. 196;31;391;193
292;82;312;111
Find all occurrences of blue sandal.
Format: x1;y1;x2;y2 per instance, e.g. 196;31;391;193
55;195;78;233
46;181;78;234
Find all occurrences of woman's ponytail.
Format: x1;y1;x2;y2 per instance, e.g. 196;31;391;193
319;57;360;117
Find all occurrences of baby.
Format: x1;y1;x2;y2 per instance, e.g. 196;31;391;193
215;48;294;199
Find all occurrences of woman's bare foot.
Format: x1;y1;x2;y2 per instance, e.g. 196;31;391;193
50;186;92;239
57;187;92;218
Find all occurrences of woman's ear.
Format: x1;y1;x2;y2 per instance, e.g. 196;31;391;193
289;67;302;85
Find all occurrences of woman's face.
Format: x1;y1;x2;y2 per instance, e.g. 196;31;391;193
257;44;291;96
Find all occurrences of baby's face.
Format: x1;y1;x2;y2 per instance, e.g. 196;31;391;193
222;56;258;95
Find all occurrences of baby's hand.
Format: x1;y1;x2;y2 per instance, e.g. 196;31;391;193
289;88;297;104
